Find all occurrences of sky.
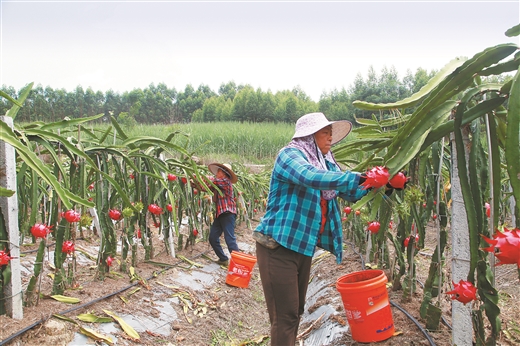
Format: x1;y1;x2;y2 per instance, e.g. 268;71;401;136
1;0;519;102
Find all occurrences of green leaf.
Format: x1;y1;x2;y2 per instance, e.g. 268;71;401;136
352;58;466;110
121;136;190;156
39;113;104;131
53;314;78;324
479;53;520;76
0;90;23;107
77;313;113;323
421;96;507;152
505;68;520;225
385;100;457;173
0;187;15;197
5;83;33;119
0;121;76;209
505;23;520;37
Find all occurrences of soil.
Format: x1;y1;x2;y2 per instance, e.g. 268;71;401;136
1;216;519;346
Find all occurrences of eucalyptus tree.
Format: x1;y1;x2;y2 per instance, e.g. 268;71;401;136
75;86;85;118
176;84;214;122
257;90;276;122
197;96;220;122
232;85;258;122
218;81;239;101
84;87;105;118
318;88;353;122
103;89;123;119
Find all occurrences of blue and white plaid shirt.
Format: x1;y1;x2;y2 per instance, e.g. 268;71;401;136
256;147;366;263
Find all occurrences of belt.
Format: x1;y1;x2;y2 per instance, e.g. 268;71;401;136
253;231;280;250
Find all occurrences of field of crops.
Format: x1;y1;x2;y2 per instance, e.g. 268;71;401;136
95;121;301;165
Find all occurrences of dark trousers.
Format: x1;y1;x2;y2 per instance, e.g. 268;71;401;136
209;212;239;261
256;242;313;346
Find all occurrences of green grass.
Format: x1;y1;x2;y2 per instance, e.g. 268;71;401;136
92;122;295;165
76;120;358;166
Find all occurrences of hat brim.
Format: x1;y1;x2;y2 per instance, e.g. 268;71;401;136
330;120;352;145
208;163;238;184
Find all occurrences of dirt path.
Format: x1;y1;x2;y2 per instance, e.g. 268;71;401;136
1;218;519;345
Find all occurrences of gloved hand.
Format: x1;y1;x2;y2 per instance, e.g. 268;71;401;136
358;173;367;186
387;170;409;191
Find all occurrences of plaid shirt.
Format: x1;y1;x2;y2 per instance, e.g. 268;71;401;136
255;147;366;263
212;177;237;217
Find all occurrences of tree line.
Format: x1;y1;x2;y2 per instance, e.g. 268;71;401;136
1;66;453;126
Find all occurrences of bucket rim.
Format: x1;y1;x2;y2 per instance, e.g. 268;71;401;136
230;251;257;262
336;269;387;290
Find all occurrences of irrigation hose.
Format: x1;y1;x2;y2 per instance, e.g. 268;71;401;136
345;241;437;346
0;250;210;346
389;300;437;346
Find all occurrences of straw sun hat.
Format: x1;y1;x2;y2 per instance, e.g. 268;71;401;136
292;112;352;145
207;163;238;184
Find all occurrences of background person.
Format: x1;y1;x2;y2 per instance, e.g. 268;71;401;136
254;112;368;345
206;163;239;266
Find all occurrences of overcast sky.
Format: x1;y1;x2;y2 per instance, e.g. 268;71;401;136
1;0;519;101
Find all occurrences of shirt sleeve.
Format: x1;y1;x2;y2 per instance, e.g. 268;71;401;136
274;148;365;199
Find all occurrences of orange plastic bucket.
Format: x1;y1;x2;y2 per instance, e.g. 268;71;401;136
336;269;394;343
225;251;257;288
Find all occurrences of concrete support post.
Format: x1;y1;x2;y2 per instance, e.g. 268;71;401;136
450;132;472;345
0;116;23;319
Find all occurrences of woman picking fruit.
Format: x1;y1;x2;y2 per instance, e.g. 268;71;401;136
253;112;368;345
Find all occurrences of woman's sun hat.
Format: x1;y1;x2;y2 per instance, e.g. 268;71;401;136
292;112;352;145
208;163;238;184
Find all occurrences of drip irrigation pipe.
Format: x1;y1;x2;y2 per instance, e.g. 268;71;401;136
389;300;437;346
0;250;210;346
20;237;88;254
345;241;437;346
